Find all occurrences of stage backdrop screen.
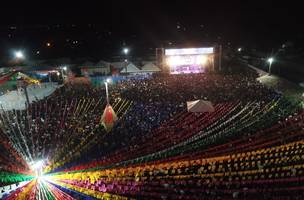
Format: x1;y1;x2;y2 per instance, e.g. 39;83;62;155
165;48;214;74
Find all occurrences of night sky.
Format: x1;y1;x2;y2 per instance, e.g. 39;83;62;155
0;0;303;61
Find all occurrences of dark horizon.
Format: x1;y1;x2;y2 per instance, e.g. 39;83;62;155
0;0;303;61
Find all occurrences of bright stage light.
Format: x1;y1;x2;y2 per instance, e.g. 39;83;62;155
165;47;214;56
37;175;50;181
165;47;214;74
166;56;180;66
197;55;208;65
167;55;208;66
30;160;44;170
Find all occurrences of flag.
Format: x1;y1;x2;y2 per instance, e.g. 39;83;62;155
101;104;117;132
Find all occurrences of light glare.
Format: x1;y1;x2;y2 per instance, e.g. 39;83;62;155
31;160;44;170
165;48;214;56
268;57;274;63
167;55;208;66
15;51;24;59
197;55;208;65
123;48;129;54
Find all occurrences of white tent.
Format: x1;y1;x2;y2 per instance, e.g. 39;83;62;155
187;100;215;113
120;63;141;73
0;83;59;111
141;62;161;72
96;60;110;67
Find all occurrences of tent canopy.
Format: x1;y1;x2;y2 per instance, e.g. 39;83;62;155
187;100;215;113
96;60;110;67
141;62;161;72
120;63;141;73
82;61;95;67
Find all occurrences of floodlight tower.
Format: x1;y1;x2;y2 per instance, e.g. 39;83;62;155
123;48;129;73
268;57;274;75
104;78;111;104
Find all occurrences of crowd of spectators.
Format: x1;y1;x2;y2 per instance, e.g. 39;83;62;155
64;72;282;167
1;69;304;199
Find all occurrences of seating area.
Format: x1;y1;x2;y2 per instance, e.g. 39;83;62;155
1;71;304;199
48;141;304;199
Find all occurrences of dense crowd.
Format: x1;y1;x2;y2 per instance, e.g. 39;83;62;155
116;73;277;104
1;70;304;199
68;72;281;166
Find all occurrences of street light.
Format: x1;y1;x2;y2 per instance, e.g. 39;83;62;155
238;48;242;52
123;48;129;73
60;66;67;82
14;51;25;59
267;57;274;74
123;48;129;55
13;50;29;106
104;79;111;104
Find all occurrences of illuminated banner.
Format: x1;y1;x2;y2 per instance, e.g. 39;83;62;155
165;48;214;56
